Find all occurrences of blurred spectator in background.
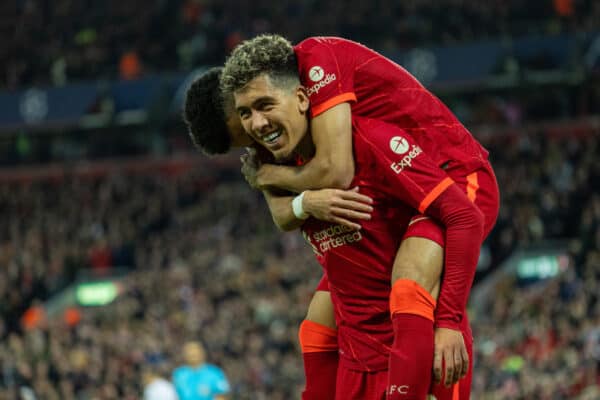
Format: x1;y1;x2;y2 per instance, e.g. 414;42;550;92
172;341;230;400
119;49;143;80
2;0;600;89
143;364;178;400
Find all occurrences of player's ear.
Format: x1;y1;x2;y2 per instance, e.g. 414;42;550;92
296;86;310;114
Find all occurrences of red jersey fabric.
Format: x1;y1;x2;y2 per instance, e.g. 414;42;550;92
294;36;488;176
301;117;481;371
295;36;492;330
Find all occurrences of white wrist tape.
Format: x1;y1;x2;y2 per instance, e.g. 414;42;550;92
292;191;309;220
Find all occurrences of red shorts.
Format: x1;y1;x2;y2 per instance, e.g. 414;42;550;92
336;364;387;400
403;162;499;248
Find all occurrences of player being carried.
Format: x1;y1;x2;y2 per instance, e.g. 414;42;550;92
220;34;500;399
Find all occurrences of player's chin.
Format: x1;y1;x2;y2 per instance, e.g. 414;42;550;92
272;147;293;163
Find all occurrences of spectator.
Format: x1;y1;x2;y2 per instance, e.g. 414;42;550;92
0;122;597;398
2;0;600;89
119;49;143;80
142;364;178;400
172;341;230;400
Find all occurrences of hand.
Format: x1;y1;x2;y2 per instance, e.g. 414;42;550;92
240;147;262;189
302;187;373;230
433;327;469;387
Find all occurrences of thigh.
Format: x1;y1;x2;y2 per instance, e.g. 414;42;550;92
392;232;444;298
305;280;337;330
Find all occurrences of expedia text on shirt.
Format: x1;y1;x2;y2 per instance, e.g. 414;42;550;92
307;74;337;96
390;144;423;174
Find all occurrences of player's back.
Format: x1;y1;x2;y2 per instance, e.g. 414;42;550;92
295;36;489;175
300;116;424;371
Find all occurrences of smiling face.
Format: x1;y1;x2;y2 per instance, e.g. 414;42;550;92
222;94;253;148
234;74;310;161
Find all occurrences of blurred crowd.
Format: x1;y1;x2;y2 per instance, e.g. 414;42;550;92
0;122;598;399
3;0;600;89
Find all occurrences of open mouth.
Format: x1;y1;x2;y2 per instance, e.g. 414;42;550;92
262;130;282;144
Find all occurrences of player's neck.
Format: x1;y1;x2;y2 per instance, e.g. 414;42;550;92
293;133;315;160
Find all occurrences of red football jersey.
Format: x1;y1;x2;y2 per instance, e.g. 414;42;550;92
301;117;452;371
294;36;488;175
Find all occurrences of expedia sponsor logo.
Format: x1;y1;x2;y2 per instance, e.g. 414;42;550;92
390;144;423;174
390;136;410;154
308;66;325;82
304;224;363;255
306;73;337;96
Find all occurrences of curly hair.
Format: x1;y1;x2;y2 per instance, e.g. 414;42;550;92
220;34;299;95
182;67;232;155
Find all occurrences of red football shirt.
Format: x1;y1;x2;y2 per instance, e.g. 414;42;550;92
301;117;453;371
295;37;489;331
294;36;489;175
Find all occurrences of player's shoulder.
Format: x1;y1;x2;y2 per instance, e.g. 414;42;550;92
353;116;404;135
295;36;352;53
202;363;225;375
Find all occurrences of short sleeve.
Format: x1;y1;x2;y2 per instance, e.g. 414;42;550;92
212;367;231;394
295;37;357;117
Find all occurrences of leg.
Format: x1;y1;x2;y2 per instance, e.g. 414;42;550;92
387;234;444;400
300;276;338;400
391;235;443;298
305;289;336;330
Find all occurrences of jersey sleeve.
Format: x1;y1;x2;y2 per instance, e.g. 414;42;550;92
210;366;231;394
295;37;357;117
352;118;453;210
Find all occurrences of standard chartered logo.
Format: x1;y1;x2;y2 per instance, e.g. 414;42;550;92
311;224;363;253
302;230;322;257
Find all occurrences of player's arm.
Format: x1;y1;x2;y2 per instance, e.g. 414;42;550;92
262;188;304;231
423;186;484;330
262;187;373;232
256;103;354;192
242;147;372;231
212;367;231;400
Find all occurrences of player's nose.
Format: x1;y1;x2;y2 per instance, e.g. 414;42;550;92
250;112;269;133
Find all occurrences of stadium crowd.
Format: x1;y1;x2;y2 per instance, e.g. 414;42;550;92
0;122;598;398
3;0;600;89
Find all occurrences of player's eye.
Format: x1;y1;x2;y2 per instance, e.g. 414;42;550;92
258;103;274;111
238;109;250;120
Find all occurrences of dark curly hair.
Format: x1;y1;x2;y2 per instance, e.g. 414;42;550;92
221;34;298;95
183;67;232;155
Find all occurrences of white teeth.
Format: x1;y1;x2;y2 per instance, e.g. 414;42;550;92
262;131;281;143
